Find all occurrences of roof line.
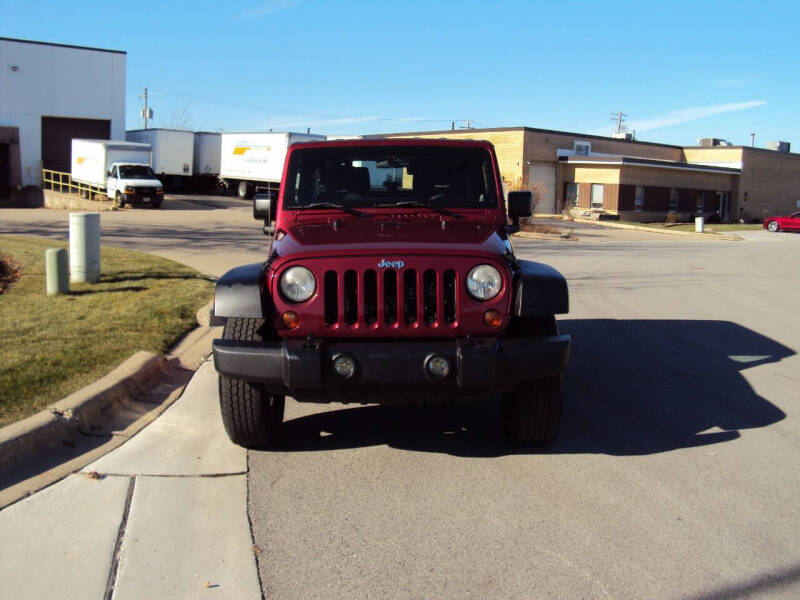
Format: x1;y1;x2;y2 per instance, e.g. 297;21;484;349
370;126;686;150
559;156;741;174
0;36;126;55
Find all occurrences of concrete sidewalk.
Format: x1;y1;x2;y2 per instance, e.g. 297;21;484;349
0;361;262;600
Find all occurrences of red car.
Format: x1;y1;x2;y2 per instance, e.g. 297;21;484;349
764;211;800;232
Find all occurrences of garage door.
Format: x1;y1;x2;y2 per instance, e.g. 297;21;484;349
41;117;110;173
528;162;556;213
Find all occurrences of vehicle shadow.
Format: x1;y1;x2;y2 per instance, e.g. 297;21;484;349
276;319;794;457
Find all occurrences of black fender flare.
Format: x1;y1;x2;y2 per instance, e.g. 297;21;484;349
213;262;267;320
512;259;569;316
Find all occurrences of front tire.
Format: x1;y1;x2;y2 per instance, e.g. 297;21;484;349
218;318;285;448
502;375;563;446
114;191;125;209
767;220;780;232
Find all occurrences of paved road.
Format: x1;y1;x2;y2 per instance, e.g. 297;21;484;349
0;194;264;277
248;228;800;599
2;204;799;598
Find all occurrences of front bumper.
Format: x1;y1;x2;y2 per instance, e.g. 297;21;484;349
213;335;570;403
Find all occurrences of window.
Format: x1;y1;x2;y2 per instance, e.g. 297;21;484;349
283;146;498;209
566;183;579;207
591;184;604;209
574;141;591;156
669;188;678;211
696;192;705;214
634;185;644;211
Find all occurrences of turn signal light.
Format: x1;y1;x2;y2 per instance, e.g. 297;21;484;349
483;309;502;327
281;311;300;329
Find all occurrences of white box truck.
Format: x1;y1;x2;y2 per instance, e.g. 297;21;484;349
219;132;325;198
71;139;164;208
126;128;195;189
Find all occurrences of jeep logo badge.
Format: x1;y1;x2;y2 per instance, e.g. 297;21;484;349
377;258;405;269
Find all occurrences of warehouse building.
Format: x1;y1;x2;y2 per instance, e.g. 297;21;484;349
375;127;800;222
0;37;126;196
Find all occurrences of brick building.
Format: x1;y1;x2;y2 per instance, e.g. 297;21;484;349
373;127;800;222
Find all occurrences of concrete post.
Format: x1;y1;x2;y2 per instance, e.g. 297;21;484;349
45;248;69;295
69;212;100;283
695;216;705;233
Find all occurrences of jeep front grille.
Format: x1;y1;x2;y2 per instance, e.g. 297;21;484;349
323;267;459;328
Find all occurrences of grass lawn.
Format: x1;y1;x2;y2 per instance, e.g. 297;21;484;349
619;222;763;233
0;235;214;427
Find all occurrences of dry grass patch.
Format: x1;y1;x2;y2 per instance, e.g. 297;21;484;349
0;235;214;426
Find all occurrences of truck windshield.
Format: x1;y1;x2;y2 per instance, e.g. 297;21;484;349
283;146;498;210
118;165;156;179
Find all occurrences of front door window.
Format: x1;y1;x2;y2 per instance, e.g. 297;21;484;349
591;184;604;209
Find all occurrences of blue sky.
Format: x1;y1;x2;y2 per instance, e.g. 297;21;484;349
2;0;799;147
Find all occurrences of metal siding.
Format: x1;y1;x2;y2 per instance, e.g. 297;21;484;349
528;162;556;212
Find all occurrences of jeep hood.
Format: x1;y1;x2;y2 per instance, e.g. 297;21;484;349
272;217;511;258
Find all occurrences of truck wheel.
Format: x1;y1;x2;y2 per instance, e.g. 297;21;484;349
502;375;563;446
114;192;125;209
151;199;162;209
238;181;254;200
218;318;285;448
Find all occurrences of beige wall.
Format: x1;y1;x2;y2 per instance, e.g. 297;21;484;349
381;129;526;189
739;148;800;219
682;147;744;164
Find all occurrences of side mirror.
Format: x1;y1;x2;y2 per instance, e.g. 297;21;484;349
507;191;533;233
508;191;533;219
107;170;113;177
253;193;276;235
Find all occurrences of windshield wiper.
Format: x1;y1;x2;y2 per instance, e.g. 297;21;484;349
383;199;464;219
296;202;368;217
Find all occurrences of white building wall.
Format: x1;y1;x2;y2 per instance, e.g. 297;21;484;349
0;38;126;186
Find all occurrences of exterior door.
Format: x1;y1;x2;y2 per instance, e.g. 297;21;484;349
717;192;730;221
527;162;556;213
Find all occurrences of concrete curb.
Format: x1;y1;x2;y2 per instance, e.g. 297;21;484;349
570;218;742;241
0;299;218;474
0;352;171;471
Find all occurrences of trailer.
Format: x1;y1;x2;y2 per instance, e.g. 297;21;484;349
126;128;194;189
191;132;222;192
219;132;326;199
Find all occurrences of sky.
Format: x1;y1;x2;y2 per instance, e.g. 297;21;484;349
2;0;799;148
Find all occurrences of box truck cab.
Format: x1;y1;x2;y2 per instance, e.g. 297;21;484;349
106;162;164;208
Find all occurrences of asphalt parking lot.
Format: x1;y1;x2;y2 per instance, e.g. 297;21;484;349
1;199;799;598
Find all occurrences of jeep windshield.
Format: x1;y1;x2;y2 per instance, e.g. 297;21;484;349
118;165;156;179
283;146;498;211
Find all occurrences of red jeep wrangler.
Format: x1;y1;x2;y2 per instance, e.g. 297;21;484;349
212;139;570;448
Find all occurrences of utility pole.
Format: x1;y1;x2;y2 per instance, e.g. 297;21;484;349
749;132;755;147
139;87;153;129
610;111;628;135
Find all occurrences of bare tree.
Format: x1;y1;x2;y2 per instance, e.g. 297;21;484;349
165;102;196;130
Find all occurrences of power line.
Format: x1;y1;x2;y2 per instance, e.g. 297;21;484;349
131;86;450;125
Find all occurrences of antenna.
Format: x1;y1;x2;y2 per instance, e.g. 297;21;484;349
749;132;755;147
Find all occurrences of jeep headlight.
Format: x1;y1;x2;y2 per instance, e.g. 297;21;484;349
280;266;316;302
466;264;502;300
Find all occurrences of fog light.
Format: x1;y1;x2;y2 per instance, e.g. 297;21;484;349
426;354;450;377
281;311;300;329
483;309;502;327
332;354;356;378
